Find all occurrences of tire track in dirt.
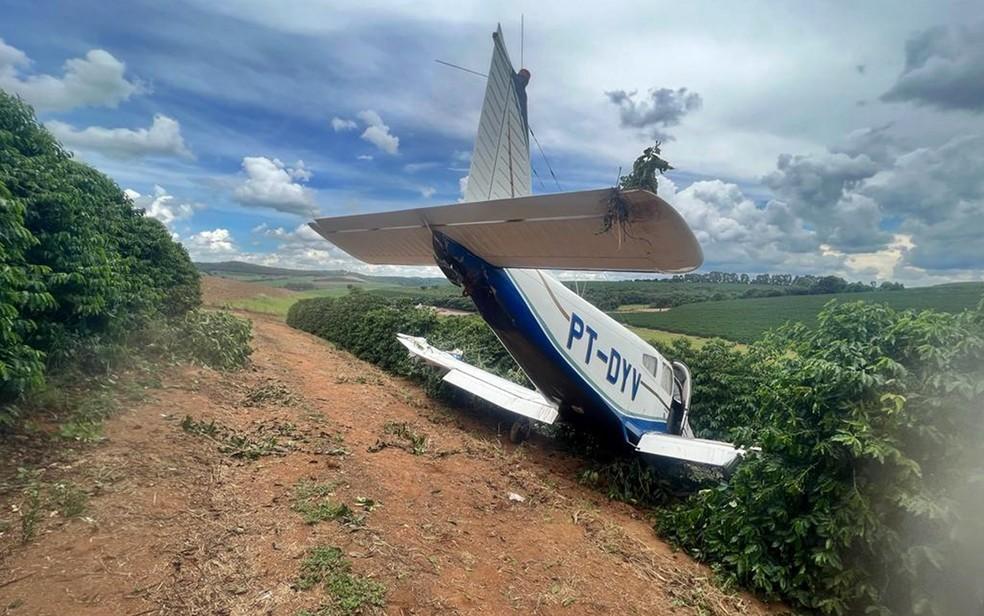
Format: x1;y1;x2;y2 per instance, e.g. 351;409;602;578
0;314;781;615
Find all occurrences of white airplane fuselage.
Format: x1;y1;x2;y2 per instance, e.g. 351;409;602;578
433;232;678;445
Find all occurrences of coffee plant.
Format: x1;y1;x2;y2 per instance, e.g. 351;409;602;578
0;90;202;416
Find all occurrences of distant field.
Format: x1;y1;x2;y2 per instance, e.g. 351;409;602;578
613;282;984;343
202;275;348;318
224;289;348;317
196;260;447;290
624;326;718;351
201;274;463;319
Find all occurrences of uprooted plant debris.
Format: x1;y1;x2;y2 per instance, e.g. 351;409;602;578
179;415;349;459
367;421;429;456
238;379;301;407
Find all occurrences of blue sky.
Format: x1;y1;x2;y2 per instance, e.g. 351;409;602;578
2;0;983;284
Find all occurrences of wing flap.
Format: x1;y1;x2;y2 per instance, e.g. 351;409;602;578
310;188;702;273
397;334;558;424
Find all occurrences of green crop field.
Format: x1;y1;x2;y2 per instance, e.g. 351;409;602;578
218;289;348;317
613;282;984;343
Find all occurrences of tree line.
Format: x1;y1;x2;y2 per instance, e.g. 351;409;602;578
671;271;904;291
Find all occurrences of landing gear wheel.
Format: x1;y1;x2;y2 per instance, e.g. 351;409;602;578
509;419;532;444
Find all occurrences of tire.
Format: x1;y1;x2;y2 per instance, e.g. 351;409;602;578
509;419;532;444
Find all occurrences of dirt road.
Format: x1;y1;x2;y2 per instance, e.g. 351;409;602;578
0;314;776;615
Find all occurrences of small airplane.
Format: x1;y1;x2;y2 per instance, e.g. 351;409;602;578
310;25;745;468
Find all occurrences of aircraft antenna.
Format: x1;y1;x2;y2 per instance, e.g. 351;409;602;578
434;59;487;78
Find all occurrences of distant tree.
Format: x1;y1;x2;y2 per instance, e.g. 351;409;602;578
813;275;848;294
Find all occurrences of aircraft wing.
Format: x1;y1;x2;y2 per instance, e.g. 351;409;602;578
310;189;703;274
397;334;558;424
635;432;746;469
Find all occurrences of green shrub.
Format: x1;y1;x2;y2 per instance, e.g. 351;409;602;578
170;310;253;370
287;294;524;384
289;294;438;375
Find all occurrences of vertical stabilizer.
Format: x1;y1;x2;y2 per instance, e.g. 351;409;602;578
464;25;532;202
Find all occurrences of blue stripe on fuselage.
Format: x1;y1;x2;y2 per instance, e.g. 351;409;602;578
434;233;666;443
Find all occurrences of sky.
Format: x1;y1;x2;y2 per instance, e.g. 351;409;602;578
2;0;983;284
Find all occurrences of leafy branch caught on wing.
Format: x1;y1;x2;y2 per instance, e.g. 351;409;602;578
600;143;673;245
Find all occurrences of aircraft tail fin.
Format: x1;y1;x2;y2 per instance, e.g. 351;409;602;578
465;24;531;202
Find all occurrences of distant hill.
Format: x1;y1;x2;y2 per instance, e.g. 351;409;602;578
195;261;447;289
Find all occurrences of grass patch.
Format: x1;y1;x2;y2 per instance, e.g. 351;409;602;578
48;480;89;518
292;480;364;526
296;546;386;616
17;470;43;544
11;470;90;544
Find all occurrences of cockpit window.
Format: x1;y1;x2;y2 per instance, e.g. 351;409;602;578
643;354;658;377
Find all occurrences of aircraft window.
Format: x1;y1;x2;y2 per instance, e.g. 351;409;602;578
661;361;673;394
643;354;658;377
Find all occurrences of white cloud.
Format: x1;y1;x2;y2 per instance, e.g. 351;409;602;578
357;109;399;154
125;185;195;228
47;114;193;160
458;175;469;202
404;161;439;173
331;116;357;131
356;154;374;161
664;177;832;272
183;228;239;260
233;156;318;216
0;38;142;112
288;159;312;181
419;186;436;198
821;234;914;281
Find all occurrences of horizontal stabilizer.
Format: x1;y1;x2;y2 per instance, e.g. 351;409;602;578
397;334;558;424
636;432;746;469
310;189;702;273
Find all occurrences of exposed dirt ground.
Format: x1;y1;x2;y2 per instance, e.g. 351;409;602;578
202;276;296;305
0;313;780;616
